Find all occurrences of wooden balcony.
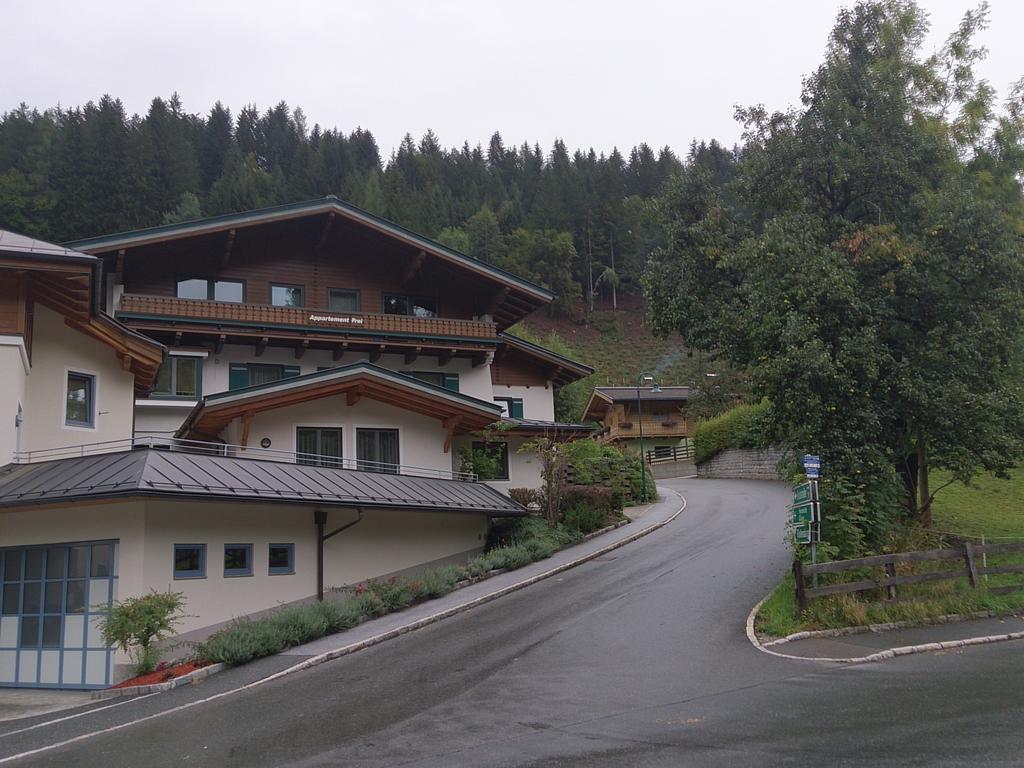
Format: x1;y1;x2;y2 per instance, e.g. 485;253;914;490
117;294;497;340
598;418;692;444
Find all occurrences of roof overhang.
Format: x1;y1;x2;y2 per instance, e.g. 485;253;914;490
498;333;594;387
0;231;165;393
177;362;503;442
582;389;614;422
65;196;555;330
498;418;595;441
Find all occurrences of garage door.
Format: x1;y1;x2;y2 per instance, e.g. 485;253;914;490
0;541;117;689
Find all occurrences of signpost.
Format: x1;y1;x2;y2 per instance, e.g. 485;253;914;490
791;458;823;585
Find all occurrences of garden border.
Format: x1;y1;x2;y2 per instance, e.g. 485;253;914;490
745;588;1024;664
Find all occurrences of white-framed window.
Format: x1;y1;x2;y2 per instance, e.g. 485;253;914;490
296;427;343;467
152;357;202;399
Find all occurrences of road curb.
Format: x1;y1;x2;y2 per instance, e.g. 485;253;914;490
255;487;686;687
745;590;1024;664
90;664;227;700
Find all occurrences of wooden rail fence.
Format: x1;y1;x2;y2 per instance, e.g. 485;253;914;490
793;541;1024;611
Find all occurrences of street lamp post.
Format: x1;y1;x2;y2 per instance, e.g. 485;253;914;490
636;374;660;501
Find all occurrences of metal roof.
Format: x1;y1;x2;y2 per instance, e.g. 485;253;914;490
501;418;594;434
0;229;96;262
594;386;692;403
0;448;526;515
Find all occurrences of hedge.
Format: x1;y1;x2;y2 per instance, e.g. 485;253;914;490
693;401;771;465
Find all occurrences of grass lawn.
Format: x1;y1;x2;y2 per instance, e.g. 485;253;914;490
930;470;1024;539
755;469;1024;639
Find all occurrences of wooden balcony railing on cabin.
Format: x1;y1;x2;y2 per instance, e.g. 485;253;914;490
117;294;497;339
598;417;691;442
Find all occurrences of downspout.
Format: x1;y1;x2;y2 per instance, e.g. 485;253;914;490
315;507;364;601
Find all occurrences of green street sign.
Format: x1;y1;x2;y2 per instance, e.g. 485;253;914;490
791;502;816;524
794;524;812;544
793;481;817;506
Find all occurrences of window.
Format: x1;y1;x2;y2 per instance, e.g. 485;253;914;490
228;363;302;390
65;372;95;427
269;544;294;575
383;294;438;318
494;397;524;419
271;283;305;307
152;357;201;399
328;288;361;313
296;427;343;467
406;371;459;392
356;428;399;473
471;441;510;481
223;544;253;577
176;278;244;303
173;544;206;579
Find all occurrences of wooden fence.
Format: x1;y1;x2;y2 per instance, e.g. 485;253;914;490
793;541;1024;611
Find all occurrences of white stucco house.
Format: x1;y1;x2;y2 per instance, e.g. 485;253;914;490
0;200;593;689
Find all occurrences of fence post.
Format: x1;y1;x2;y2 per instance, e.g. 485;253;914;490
884;562;898;601
793;559;807;613
963;541;979;589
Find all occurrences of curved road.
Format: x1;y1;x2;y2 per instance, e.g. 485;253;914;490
3;477;1024;766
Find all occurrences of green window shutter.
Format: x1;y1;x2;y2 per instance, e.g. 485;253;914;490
510;400;524;419
283;365;301;379
228;364;249;391
442;374;460;392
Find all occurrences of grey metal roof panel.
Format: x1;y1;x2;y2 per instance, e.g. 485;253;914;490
594;386;692;403
0;229;96;261
0;449;525;515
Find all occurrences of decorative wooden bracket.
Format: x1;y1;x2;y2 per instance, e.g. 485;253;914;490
256;336;269;357
120;353;133;372
295;339;309;359
222;229;236;268
404;346;421;365
346;386;363;406
214;334;226;354
442;415;462;454
484;286;509;316
240;411;254;448
317;212;336;252
333;342;349;362
369;344;385;363
437;348;455;367
173;330;183;346
400;251;426;287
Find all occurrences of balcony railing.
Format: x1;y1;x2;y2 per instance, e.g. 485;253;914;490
117;294;497;340
599;418;691;442
13;436;476;482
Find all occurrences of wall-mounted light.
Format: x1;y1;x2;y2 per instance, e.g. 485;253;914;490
260;438;272;449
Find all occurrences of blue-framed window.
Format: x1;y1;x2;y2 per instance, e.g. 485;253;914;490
151;357;202;400
65;372;95;427
268;544;294;575
173;544;206;579
223;544;253;577
406;371;460;392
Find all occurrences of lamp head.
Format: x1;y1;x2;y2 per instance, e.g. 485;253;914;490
642;375;654;384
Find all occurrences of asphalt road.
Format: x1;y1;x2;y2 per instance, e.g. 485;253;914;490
5;477;1024;766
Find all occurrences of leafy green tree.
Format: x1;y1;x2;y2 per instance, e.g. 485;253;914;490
645;0;1024;548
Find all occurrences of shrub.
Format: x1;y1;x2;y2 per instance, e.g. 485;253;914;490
365;577;416;613
198;619;288;666
270;603;330;646
100;591;187;675
693;401;771;464
509;487;545;509
562;501;608;533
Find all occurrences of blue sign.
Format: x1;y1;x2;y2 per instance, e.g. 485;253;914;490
803;454;821;479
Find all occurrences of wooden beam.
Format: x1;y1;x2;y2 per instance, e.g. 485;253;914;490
240;411;254;448
295;339;309;360
442;415;462;454
346;386;363;406
332;342;349;362
438;349;455;367
256;336;268;356
484;286;509;316
472;352;489;368
404;346;421;365
400;251;426;287
115;249;125;275
369;344;384;363
174;330;183;346
221;229;236;268
316;212;336;252
214;334;226;354
120;353;133;372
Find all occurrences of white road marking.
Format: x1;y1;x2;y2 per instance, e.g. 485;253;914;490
0;693;160;740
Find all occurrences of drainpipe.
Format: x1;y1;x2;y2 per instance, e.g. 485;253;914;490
314;508;364;602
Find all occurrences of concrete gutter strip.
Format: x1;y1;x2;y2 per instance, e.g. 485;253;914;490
91;664;227;700
97;490;682;698
760;610;1002;647
746;591;1024;664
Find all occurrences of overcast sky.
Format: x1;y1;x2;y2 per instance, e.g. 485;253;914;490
2;1;1021;159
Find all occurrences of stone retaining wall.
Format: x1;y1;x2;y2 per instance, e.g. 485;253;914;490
696;447;788;480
